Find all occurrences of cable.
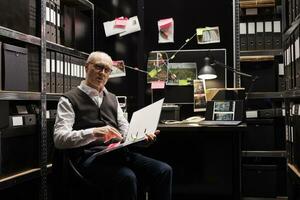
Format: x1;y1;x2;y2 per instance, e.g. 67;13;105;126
167;33;197;61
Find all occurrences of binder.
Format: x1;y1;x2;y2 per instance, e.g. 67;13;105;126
56;52;63;93
264;21;273;50
240;22;248;50
50;0;56;43
46;51;51;93
54;0;61;44
295;27;300;88
255;21;264;50
273;20;282;49
46;0;52;41
50;51;56;93
3;44;28;91
63;55;70;92
247;22;256;50
0;42;2;90
27;46;40;92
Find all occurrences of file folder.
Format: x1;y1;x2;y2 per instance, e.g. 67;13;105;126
264;21;273;49
3;43;28;91
240;22;248;50
50;51;56;93
273;20;282;49
247;22;256;50
0;42;2;90
46;51;51;93
255;21;264;50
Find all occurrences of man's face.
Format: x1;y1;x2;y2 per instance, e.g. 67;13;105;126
85;56;112;91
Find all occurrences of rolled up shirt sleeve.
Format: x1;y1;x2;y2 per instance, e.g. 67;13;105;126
53;97;96;149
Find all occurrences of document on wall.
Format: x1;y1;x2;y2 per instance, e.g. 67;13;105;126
103;17;128;37
119;16;141;37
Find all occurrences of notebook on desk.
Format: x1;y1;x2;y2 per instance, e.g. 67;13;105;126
89;98;164;157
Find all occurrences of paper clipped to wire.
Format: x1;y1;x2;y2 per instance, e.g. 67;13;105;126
119;16;141;37
103;16;128;37
196;26;220;44
158;18;174;43
103;16;141;37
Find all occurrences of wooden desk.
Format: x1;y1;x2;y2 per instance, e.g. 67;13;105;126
139;123;246;200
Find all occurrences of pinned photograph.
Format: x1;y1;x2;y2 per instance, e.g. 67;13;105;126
147;51;169;83
166;63;197;86
196;26;220;44
110;60;126;78
158;18;174;43
193;79;207;112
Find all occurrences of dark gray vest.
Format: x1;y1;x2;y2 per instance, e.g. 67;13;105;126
63;87;119;159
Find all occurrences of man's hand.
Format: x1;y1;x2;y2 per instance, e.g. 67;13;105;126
93;125;123;143
145;130;160;143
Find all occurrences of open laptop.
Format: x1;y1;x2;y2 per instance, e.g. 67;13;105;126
90;98;165;156
199;100;243;126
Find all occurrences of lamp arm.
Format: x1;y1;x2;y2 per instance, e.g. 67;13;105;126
213;60;253;78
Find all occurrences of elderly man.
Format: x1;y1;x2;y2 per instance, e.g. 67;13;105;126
53;51;172;200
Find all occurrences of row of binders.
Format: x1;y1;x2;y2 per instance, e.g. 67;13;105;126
286;0;300;28
286;103;300;169
46;0;61;44
284;25;300;90
46;50;86;94
240;19;282;50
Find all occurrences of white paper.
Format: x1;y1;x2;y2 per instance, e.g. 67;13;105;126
158;18;174;43
248;22;255;34
12;116;23;126
103;19;126;37
119;16;141;37
264;21;272;32
256;22;263;33
240;23;247;34
246;110;258;118
278;63;284;75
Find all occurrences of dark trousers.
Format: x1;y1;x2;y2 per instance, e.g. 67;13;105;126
78;150;172;200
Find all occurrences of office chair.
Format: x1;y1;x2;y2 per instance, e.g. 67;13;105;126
51;149;102;200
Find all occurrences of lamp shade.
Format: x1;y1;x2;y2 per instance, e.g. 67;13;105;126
198;57;217;80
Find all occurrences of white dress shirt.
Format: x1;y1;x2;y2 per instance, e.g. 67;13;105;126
53;81;129;149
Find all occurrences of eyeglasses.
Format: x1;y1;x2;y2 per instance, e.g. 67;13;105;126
90;63;112;74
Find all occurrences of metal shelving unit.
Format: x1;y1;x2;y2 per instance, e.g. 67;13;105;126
246;91;285;99
242;151;287;158
0;0;94;199
0;91;41;101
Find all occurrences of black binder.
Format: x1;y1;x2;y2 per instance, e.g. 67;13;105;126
264;21;273;50
3;43;28;91
255;21;264;50
50;51;56;93
240;22;248;50
46;51;51;93
273;20;282;49
0;42;2;90
247;22;256;50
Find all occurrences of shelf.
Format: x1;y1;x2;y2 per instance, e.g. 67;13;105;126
283;16;300;41
242;150;286;157
288;163;300;179
0;91;41;101
0;168;41;190
46;93;63;101
240;55;275;62
284;89;300;99
0;26;41;46
46;41;89;59
240;0;275;8
240;49;283;57
246;92;284;99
